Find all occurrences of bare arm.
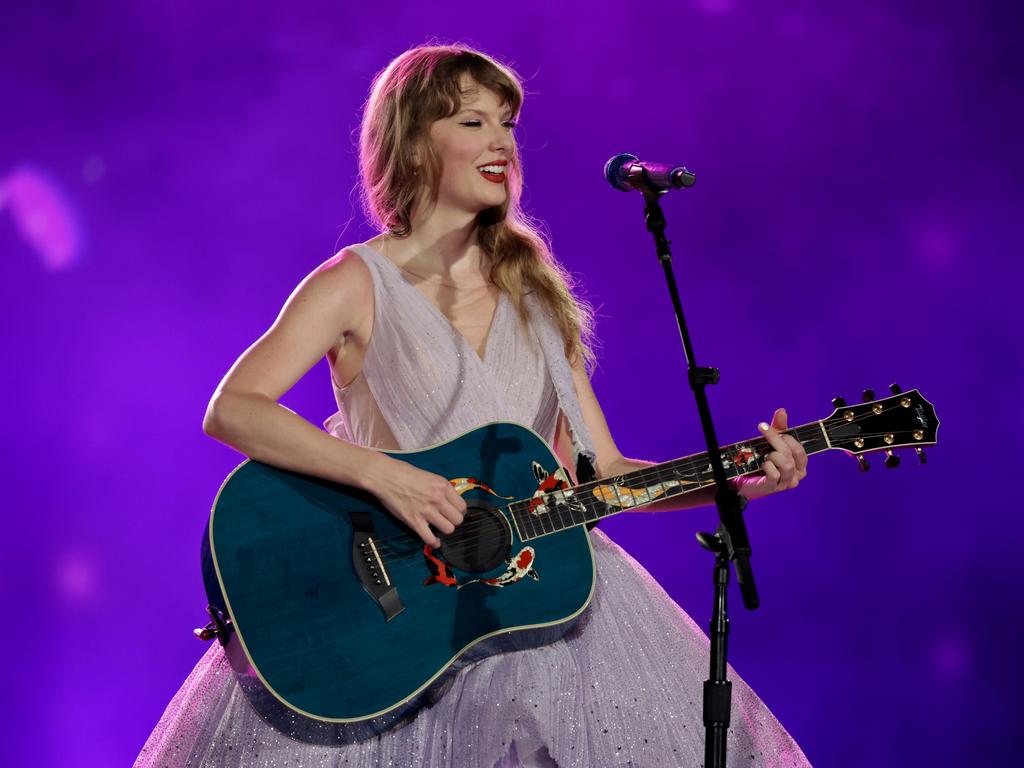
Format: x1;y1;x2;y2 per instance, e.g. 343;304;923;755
203;251;384;487
203;250;466;547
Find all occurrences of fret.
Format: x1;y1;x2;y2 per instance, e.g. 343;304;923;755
544;489;564;533
536;502;554;535
609;475;629;514
564;488;591;528
562;489;580;531
582;483;604;522
645;465;668;507
522;502;541;540
638;464;675;508
570;480;596;523
511;502;535;541
575;483;605;523
581;489;602;528
549;490;567;533
665;463;689;499
667;459;702;498
507;504;525;541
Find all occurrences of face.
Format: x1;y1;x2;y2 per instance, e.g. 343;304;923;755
425;76;517;215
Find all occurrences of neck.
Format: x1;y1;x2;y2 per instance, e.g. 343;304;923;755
395;201;486;278
508;420;831;541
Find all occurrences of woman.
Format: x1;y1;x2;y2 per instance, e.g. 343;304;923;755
135;44;810;767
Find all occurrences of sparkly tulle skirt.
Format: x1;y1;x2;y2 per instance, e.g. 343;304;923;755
134;529;809;767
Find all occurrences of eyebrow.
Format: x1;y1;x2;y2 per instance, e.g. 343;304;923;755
459;107;514;119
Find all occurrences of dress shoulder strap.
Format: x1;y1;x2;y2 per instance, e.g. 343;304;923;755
523;291;598;469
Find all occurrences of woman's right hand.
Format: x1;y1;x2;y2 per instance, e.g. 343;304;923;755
364;454;467;549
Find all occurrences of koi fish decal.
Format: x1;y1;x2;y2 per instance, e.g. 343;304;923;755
730;446;760;469
422;546;457;587
449;476;514;498
527;461;587;519
460;547;539;589
591;478;693;510
422;545;540;589
527;462;568;514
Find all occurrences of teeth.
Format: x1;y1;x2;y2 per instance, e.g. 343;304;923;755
478;165;505;174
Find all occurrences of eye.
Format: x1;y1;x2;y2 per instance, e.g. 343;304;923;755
460;120;482;127
502;120;518;130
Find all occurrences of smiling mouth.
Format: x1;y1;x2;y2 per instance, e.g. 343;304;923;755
477;163;507;183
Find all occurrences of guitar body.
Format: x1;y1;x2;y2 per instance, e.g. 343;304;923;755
202;421;595;744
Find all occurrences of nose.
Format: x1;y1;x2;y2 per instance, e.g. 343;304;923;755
488;124;511;154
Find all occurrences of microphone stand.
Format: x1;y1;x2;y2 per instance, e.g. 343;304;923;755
639;185;759;768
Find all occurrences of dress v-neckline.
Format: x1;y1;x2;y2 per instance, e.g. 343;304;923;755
359;243;504;366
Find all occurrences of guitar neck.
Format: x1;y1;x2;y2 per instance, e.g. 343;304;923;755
509;421;830;541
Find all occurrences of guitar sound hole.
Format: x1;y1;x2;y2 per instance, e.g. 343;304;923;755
440;501;511;574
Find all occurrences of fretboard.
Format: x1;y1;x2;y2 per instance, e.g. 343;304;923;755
508;422;829;541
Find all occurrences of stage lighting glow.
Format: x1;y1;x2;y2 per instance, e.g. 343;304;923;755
1;165;82;272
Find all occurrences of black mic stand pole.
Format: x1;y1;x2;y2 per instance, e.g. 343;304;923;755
639;184;760;768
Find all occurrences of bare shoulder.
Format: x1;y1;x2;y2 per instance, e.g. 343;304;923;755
284;247;375;336
304;246;373;301
210;247;376;403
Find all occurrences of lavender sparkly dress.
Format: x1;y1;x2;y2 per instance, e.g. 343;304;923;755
134;244;810;768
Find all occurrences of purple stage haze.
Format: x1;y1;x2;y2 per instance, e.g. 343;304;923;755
3;2;1021;765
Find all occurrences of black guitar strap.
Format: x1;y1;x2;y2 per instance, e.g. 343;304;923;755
576;452;601;532
575;452;596;483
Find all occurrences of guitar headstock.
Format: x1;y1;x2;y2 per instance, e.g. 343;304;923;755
823;384;938;470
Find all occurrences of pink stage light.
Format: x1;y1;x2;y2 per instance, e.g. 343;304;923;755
1;165;82;272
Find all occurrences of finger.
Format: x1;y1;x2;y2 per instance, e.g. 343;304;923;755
770;407;788;431
763;434;796;475
759;420;792;458
439;498;465;528
782;434;808;475
415;519;441;549
428;510;456;536
446;485;468;516
771;450;795;486
762;459;781;492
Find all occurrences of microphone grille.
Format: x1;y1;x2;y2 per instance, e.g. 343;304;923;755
603;153;638;192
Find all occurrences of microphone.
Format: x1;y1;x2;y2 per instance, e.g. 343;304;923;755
604;153;696;193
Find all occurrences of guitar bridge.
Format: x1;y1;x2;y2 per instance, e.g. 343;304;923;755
353;531;404;622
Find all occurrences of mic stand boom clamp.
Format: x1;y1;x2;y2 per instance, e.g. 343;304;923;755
639;183;759;768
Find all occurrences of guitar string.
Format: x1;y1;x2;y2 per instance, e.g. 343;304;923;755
367;413;927;566
366;407;925;558
370;426;920;565
367;415;878;556
368;424;925;577
368;422;873;578
368;436;761;561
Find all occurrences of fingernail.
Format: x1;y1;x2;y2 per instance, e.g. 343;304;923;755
759;422;770;432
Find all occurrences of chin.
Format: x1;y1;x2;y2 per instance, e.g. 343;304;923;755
468;194;506;213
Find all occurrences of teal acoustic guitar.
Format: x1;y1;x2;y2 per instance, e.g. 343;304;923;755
200;387;938;744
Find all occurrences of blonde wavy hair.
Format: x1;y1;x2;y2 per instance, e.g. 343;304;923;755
359;43;596;370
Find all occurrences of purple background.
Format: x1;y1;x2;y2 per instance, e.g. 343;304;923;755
3;2;1021;765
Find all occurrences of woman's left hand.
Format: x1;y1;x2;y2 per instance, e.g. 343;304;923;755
733;407;808;500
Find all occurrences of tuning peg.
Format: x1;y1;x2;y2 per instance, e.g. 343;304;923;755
915;447;927;464
889;383;902;395
884;450;901;469
832;396;847;408
862;388;876;402
857;455;870;472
